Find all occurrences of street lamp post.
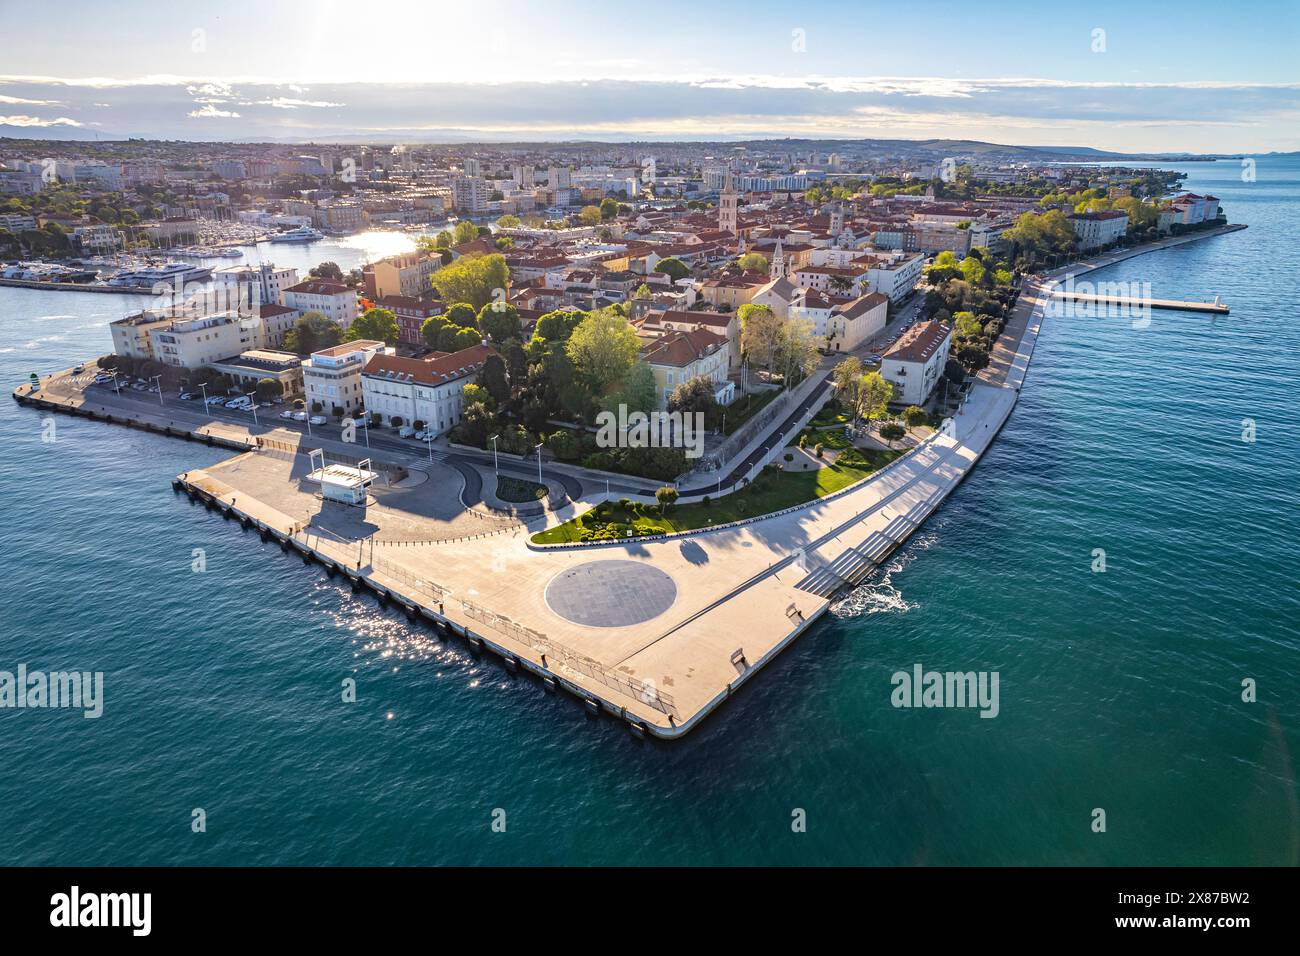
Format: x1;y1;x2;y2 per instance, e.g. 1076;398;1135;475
246;392;259;427
111;373;122;396
534;442;543;487
198;382;209;409
150;374;164;407
360;416;370;449
305;411;312;437
489;434;499;475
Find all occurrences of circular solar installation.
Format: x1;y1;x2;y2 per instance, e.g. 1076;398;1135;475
545;560;678;628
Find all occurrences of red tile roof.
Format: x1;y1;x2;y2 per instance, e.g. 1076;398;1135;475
362;343;497;386
883;320;951;364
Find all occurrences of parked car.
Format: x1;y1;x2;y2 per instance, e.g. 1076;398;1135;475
279;410;296;420
178;391;193;400
292;411;307;421
413;430;428;441
398;425;415;438
73;364;84;374
309;415;327;426
208;396;226;406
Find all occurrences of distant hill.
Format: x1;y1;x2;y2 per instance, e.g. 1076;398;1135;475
0;125;126;142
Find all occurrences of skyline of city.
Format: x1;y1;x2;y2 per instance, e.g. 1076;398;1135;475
1;0;1298;151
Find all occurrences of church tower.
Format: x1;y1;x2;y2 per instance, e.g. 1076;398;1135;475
770;239;785;278
719;168;739;235
829;203;844;238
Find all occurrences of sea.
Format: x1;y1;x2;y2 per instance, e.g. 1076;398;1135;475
1;165;1297;866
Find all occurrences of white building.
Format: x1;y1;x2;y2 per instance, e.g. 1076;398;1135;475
452;176;492;213
825;292;889;353
214;262;300;309
282;279;358;330
361;344;498;435
880;320;952;406
1068;210;1129;250
147;312;268;369
303;339;392;417
864;252;925;301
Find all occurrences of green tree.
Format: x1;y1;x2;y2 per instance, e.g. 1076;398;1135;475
444;302;478;328
478;301;521;343
832;356;864;411
430;253;509;311
309;261;343;281
652;256;691;283
857;371;894;426
496;214;521;229
578;205;602;226
344;307;399;345
879;422;906;447
462;382;492;409
599;197;619;221
283;312;341;355
480;353;511;406
737;251;768;272
450;220;479;245
420;314;449;349
566;307;640;396
655;486;679;514
667;375;721;428
738;303;782;371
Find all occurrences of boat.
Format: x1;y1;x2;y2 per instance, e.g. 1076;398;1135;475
1;261;98;283
268;226;324;243
107;262;213;287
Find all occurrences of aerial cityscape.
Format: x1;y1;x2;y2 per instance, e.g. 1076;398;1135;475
0;0;1295;913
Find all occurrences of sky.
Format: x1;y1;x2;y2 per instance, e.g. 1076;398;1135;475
1;0;1298;151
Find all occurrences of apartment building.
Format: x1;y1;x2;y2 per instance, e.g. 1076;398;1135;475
880;320;952;406
283;280;358;329
451;176;492;214
214;262;300;309
363;252;440;300
638;327;734;409
303;339;393;416
825;292;889;353
361;343;498;435
1068;210;1129;250
147;312;267;369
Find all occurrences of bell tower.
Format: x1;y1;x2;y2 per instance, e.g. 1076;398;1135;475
719;169;739;235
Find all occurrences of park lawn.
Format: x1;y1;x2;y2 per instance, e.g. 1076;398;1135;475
532;447;903;544
793;424;852;450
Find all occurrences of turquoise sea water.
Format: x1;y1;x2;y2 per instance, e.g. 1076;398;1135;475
1;160;1297;866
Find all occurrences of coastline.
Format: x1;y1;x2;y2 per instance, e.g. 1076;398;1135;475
8;221;1249;740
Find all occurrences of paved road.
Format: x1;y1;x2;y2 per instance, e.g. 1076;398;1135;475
54;369;587;507
49;295;925;508
678;292;925;496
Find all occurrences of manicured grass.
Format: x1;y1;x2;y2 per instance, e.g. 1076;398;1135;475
532;447;904;544
793;424;853;450
495;476;547;503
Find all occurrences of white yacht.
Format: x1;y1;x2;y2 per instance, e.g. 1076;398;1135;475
107;262;213;287
268;225;324;243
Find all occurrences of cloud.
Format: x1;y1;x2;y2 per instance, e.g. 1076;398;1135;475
0;73;1296;151
187;104;241;119
0;114;83;127
243;97;344;109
